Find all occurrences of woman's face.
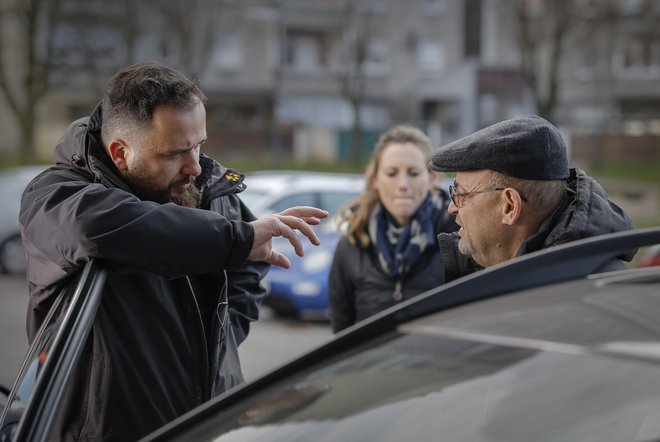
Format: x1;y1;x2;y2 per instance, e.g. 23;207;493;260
373;142;435;225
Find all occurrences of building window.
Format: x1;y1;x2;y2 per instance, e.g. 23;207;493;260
614;0;645;15
363;40;389;76
613;36;660;78
286;30;325;72
422;0;448;16
212;34;243;71
356;0;387;14
417;40;445;73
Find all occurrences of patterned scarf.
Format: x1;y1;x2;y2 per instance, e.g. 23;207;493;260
369;193;443;281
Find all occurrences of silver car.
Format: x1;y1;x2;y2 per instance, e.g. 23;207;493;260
238;170;364;218
0;165;47;275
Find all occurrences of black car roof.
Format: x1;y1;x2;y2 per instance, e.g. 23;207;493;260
404;266;660;361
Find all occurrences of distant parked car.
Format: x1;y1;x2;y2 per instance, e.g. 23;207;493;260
638;244;660;267
238;170;364;217
265;219;343;320
0;165;47;275
239;171;364;319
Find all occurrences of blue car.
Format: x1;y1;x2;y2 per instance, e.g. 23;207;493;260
264;225;340;320
237;171;364;320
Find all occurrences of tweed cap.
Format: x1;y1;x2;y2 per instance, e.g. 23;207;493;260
430;115;569;180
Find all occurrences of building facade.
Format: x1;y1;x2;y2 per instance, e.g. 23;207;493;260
1;0;658;165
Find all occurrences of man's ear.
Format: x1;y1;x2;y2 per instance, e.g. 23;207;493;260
501;188;523;225
107;139;129;172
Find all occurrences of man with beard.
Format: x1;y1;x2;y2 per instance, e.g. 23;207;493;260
429;115;636;281
19;62;327;441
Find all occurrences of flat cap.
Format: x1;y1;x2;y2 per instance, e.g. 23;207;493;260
430;115;569;180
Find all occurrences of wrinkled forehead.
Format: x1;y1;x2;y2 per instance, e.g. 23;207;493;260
454;169;495;189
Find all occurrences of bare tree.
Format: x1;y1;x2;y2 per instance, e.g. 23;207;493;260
337;1;377;171
0;0;62;163
153;0;228;79
512;0;577;122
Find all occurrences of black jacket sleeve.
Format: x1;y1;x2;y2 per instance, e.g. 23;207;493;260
20;167;253;279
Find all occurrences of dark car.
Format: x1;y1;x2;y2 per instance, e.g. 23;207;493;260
2;228;660;442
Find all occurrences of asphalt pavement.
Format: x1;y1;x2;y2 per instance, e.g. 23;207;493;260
0;274;29;388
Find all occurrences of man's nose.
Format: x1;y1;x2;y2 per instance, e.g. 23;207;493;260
447;199;458;214
182;151;202;177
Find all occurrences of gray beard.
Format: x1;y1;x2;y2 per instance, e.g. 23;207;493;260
173;183;201;208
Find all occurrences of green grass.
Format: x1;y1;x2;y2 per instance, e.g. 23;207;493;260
583;161;660;186
224;157;367;174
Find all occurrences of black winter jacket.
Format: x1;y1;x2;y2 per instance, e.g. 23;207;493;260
329;193;458;333
438;168;637;282
19;104;269;441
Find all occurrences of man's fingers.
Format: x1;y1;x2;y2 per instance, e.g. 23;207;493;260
300;216;322;225
279;206;328;220
266;250;291;269
277;215;320;248
248;207;328;266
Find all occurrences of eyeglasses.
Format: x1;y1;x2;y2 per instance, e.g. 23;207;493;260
449;179;527;208
449;179;505;208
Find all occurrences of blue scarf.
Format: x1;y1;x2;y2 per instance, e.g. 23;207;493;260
369;193;442;282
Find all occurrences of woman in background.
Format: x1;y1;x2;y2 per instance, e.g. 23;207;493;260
328;125;458;333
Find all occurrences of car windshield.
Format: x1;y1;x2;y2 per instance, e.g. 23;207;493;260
237;189;268;207
162;328;660;442
159;267;660;442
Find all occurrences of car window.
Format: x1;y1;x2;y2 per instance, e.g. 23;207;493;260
0;260;105;442
161;329;660;442
236;189;268;208
270;193;317;213
0;289;71;439
318;191;359;217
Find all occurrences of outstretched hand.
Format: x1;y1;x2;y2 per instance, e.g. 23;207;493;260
248;206;329;268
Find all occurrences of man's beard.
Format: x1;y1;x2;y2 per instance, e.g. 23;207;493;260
125;174;201;208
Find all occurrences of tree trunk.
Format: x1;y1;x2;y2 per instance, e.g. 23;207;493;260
350;97;363;172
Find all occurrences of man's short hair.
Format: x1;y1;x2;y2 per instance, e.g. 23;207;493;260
101;62;206;144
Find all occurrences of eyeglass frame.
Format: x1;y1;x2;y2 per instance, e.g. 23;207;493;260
449;179;527;208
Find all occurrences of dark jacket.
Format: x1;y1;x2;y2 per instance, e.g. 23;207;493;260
439;168;637;282
19;104;269;441
328;192;458;333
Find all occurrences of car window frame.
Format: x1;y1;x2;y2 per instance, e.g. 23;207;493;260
0;259;106;442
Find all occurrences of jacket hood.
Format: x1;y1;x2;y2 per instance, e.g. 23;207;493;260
53;102;130;191
539;168;636;261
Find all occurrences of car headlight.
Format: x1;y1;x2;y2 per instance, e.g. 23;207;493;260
301;248;333;274
291;281;322;296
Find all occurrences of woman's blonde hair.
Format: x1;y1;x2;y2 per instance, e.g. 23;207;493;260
341;125;433;247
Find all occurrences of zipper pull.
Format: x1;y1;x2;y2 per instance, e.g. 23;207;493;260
392;280;403;302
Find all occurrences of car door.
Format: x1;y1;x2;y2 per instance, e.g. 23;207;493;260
0;259;106;442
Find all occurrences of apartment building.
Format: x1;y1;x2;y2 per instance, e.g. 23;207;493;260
1;0;658;163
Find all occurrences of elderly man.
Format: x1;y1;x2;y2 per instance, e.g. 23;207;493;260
430;115;635;281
